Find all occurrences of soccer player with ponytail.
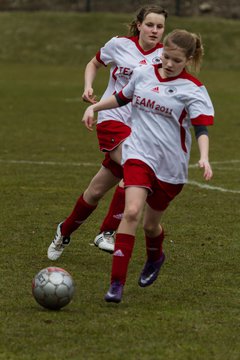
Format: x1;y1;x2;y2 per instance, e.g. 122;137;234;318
82;29;214;303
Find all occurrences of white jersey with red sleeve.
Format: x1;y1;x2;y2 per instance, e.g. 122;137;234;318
95;36;163;126
118;64;214;184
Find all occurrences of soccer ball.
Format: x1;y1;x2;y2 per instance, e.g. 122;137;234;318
32;267;75;310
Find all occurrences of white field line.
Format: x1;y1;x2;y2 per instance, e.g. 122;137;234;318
0;158;239;194
187;180;240;194
1;159;239;168
211;160;240;164
188;159;240;168
0;159;99;167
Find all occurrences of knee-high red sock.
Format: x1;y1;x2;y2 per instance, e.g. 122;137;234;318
145;229;164;262
100;185;125;232
111;233;135;285
61;194;97;236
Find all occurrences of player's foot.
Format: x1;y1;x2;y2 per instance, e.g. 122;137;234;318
138;252;165;287
104;281;123;303
94;230;115;253
47;222;71;261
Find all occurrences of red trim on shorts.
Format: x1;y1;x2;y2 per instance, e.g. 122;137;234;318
102;153;123;179
96;121;131;152
123;159;183;211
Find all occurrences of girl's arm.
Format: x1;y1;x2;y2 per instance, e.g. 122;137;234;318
82;57;103;104
197;134;213;181
82;95;120;131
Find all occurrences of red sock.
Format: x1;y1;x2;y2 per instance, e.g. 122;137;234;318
61;194;97;236
111;233;135;285
145;229;164;262
100;185;125;232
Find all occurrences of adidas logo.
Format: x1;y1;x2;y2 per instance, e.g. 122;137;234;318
151;86;160;93
139;59;147;65
113;213;123;220
75;220;85;224
113;249;124;257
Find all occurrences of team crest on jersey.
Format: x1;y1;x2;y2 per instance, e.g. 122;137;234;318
165;86;177;95
139;59;147;65
152;57;161;64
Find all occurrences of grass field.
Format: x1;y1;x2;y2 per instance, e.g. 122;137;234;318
0;11;240;360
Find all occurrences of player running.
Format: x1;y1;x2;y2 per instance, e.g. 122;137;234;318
47;5;168;260
82;29;214;303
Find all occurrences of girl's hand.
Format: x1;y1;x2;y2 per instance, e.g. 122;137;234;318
82;87;97;104
198;159;213;181
82;105;96;131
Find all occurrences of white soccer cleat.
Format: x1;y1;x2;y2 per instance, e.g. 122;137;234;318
94;231;115;253
47;222;71;261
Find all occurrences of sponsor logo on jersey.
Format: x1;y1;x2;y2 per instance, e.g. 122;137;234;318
152;56;161;64
139;59;147;65
151;86;160;93
133;95;173;116
165;86;177;95
113;66;133;80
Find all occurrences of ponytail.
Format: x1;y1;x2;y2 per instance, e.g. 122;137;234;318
163;29;204;72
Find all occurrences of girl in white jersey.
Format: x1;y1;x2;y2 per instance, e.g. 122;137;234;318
47;5;168;261
84;6;167;253
82;29;214;303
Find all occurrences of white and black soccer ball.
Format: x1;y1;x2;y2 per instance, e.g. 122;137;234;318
32;267;75;310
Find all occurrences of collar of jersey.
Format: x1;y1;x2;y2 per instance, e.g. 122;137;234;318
127;36;163;55
154;64;187;82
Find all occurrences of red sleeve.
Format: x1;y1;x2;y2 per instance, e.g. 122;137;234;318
191;114;214;126
118;90;132;103
95;50;107;67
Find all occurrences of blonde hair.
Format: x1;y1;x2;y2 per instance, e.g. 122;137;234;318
128;4;168;36
163;29;204;72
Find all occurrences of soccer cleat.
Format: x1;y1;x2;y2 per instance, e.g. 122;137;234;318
94;230;115;253
104;281;123;303
47;222;71;261
138;252;165;287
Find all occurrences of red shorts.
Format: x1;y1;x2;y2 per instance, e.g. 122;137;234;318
96;120;131;152
102;153;123;179
123;159;184;211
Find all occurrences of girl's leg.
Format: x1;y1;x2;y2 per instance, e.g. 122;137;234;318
84;166;120;204
117;186;148;235
108;187;148;283
105;186;148;303
143;204;165;261
62;166;119;234
99;179;125;234
109;143;122;165
94;179;125;253
94;144;124;252
48;166;119;260
138;205;165;287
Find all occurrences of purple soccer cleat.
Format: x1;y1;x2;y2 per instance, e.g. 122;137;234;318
138;252;165;287
105;281;124;303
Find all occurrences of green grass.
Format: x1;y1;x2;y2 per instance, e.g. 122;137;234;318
0;12;239;360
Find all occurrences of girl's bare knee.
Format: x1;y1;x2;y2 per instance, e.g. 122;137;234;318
124;206;141;224
84;184;104;203
143;223;161;238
